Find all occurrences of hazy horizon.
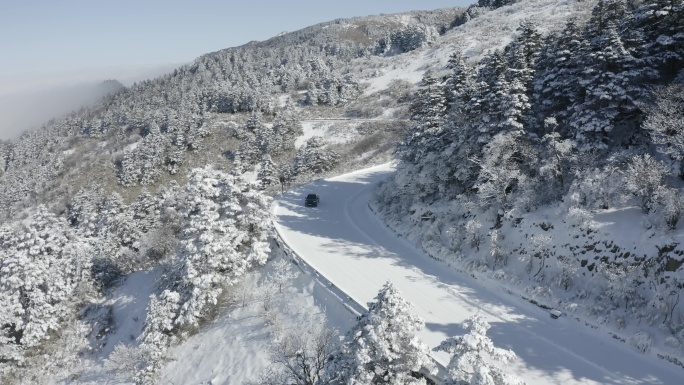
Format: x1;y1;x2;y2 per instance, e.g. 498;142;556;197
0;63;183;140
0;0;471;139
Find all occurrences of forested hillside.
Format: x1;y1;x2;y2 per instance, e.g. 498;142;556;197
1;0;683;383
0;7;459;384
374;0;684;364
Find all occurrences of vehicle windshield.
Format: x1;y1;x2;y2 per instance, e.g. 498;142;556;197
306;194;317;199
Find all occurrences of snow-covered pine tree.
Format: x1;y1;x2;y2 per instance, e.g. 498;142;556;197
391;72;452;201
163;167;272;327
470;50;510;143
434;315;524;385
398;73;447;166
569;0;655;151
441;52;481;196
258;154;277;190
324;281;436;385
67;184;105;236
293;137;338;177
0;206;93;380
533;20;587;138
504;21;541;132
131;187;160;234
136;289;181;385
632;0;684;80
117;122;168;186
271;100;303;155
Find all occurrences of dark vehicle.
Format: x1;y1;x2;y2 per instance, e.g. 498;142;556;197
305;193;320;207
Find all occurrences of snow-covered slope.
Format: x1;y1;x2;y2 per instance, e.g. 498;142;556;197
360;0;597;95
273;163;684;385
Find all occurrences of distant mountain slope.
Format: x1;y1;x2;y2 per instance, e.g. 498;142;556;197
0;7;462;219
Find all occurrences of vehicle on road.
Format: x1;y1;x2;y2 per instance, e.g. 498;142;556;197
305;193;320;207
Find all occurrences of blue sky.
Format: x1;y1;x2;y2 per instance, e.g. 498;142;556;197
1;0;470;79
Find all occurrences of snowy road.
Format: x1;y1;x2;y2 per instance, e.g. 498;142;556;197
273;163;684;385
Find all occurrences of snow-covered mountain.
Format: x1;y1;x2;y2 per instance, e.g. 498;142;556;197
1;0;683;384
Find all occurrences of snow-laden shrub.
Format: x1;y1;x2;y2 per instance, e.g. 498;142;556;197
531;233;553;278
104;343;146;382
664;336;682;350
624;154;668;212
648;186;684;230
466;219;483;251
563;302;579;314
446;224;465;254
489;229;507;267
530;285;553;301
492;269;507;280
555;255;579;291
566;206;594;230
566;164;627;210
629;331;653;353
598;262;645;310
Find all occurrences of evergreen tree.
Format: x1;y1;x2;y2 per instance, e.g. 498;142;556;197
67;184;105;236
324;281;435;385
633;0;684;79
0;207;92;376
435;315;524;385
504;21;542;131
161;167;272;328
442;53;481;195
399;73;447;164
293;137;338;177
271;101;302;155
569;1;655;150
532;20;587;137
470;51;510;142
258;154;277;190
131;187;160;234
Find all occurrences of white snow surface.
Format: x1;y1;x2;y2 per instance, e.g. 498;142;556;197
296;119;363;149
274;163;684;385
157;254;358;385
361;0;597;97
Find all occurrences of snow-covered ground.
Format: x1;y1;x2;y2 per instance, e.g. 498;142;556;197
156;252;363;385
75;255;358;384
361;0;597;96
273;163;684;385
296;118;393;149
